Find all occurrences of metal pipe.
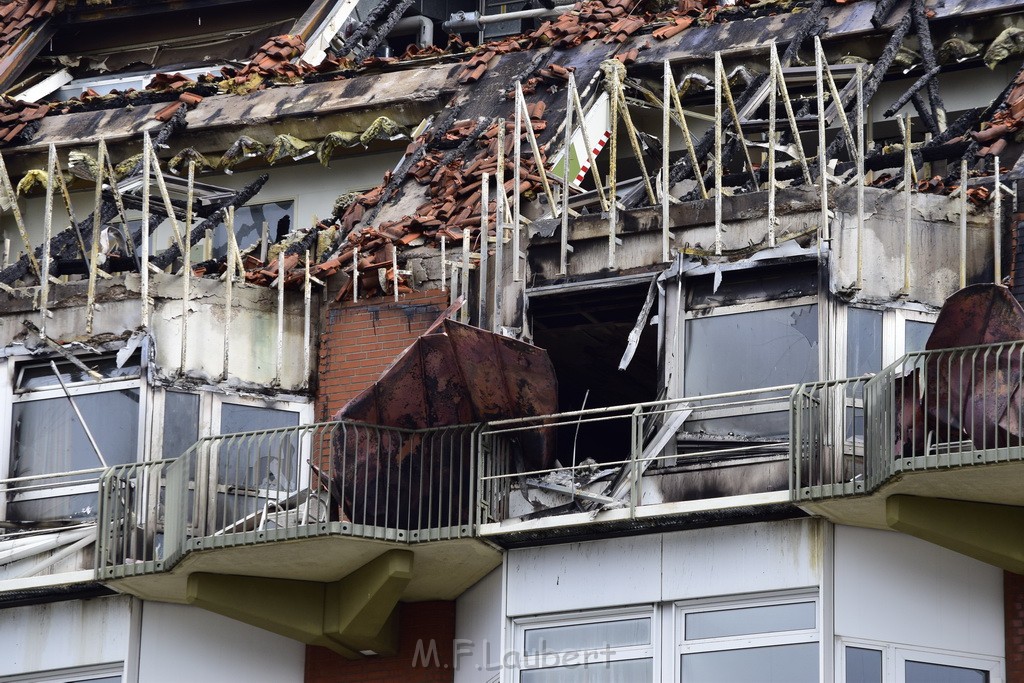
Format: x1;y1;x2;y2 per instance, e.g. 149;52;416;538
661;61;671;262
40;144;54;338
609;65;619;268
85;141;104;336
303;249;312;387
389;15;433;48
50;361;108;468
495;120;506;332
815;45;828;245
15;530;96;580
714;53;723;256
442;2;574;33
276;246;285;383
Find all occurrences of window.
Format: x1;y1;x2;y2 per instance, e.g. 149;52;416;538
212;200;293;259
904;320;934;354
1;663;122;682
838;640;1001;683
678;597;819;683
515;610;655;682
848;308;883;377
7;356;141;523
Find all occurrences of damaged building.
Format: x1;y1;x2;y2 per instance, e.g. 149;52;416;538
0;0;1022;680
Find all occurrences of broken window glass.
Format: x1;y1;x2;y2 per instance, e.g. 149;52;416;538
847;308;883;377
212;200;293;259
684;305;819;395
686;262;817;310
216;404;301;509
9;389;140;522
905;320;935;354
162;391;200;460
17;355;140;392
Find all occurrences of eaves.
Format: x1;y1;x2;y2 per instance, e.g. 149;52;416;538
3;62;461;171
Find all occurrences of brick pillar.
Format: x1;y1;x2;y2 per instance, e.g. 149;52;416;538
316;290;449;422
1008;571;1024;682
305;602;456;683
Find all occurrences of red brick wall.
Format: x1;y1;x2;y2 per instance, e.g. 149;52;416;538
1008;571;1024;682
305;601;456;683
317;290;449;422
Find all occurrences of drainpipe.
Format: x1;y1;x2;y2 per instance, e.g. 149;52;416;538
387;15;434;49
442;0;575;34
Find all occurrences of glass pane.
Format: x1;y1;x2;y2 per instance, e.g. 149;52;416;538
71;676;121;683
847;308;883;377
525;618;651;655
220;404;299;435
905;320;934;354
12;389;141;479
8;493;100;523
685;602;815;640
162;391;200;459
686;265;817;309
18;355;140;391
218;405;300;490
684;305;818;396
846;647;882;683
906;660;988;683
681;642;818;683
521;658;652;683
213;200;293;259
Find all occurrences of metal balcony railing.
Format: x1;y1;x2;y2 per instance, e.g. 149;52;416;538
97;421;480;579
792;341;1024;501
479;386;794;528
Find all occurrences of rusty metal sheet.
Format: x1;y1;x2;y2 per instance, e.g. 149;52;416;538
919;284;1024;451
333;319;557;527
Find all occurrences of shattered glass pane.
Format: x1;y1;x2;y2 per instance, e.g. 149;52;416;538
686;263;817;309
162;391;200;459
9;389;140;522
905;320;935;354
218;404;300;491
17;356;140;391
684;305;819;395
212;200;293;259
847;308;883;377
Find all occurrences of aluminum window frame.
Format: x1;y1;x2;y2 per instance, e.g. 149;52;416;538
835;637;1003;683
674;591;821;683
0;662;124;683
2;354;148;526
512;605;659;681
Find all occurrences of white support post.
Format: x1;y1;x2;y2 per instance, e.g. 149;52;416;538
85;141;105;336
480;172;490;327
560;76;573;275
960;158;968;288
661;60;671;262
222;207;234;381
815;44;829;245
440;235;447;290
40;145;55;338
856;64;865;290
276;245;285;384
903;114;913;295
141;134;151;331
609;66;619;268
714;52;723;256
460;228;469;320
770;43;812;185
768;50;777;248
513;82;523;282
180;161;194;375
352;246;359;302
667;77;708;200
0;152;40;279
995;156;1002;284
303;249;312;386
495;120;506;332
393;241;400;302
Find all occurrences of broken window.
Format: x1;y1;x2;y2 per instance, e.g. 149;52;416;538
212;200;293;260
8;356;141;523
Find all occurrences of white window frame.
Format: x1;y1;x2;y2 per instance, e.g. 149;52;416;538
512;605;658;681
836;637;1003;683
1;353;147;525
0;661;124;682
674;591;820;683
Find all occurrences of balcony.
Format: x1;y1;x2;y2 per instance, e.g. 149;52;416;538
95;420;500;656
477;386;798;544
791;341;1024;572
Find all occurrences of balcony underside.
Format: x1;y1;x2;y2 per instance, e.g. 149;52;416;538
798;458;1024;530
104;529;501;605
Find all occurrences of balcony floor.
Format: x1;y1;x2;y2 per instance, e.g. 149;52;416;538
105;533;501;604
798;459;1024;529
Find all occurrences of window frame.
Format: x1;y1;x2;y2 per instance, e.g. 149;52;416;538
2;353;147;524
835;637;1003;683
674;592;820;683
512;606;659;681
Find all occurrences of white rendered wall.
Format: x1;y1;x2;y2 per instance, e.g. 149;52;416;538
454;568;502;683
0;595;132;677
137;602;304;683
834;525;1004;658
506;519;823;616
